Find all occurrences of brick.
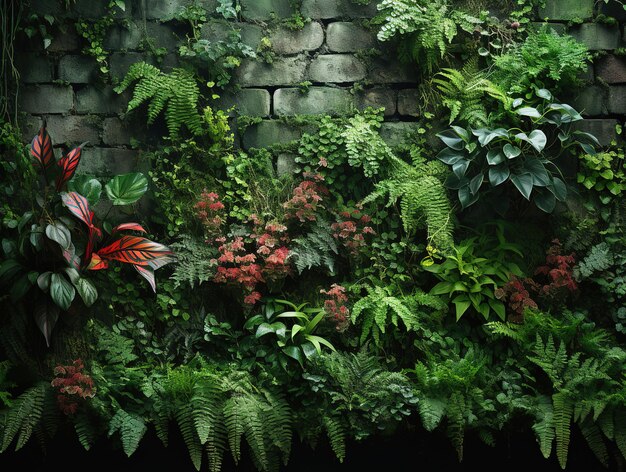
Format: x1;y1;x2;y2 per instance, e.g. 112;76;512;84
79;147;140;177
105;22;177;51
308;55;366;83
58;55;99;84
398;89;420;117
538;0;593;20
236;56;308;87
571;86;607;116
530;22;567;34
19;85;73;114
110;52;151;79
240;0;293;20
16;54;53;83
276;153;297;176
572;119;619;147
217;89;271;116
269;22;324;55
48;28;80;52
379;122;421;147
201;21;264;49
20;116;43;142
102;118;133;145
140;0;218;21
608;85;626;114
368;58;418;84
45;115;102;145
326;22;376;52
301;0;378;19
274;87;353;115
355;88;396;116
243;120;304;149
596;55;626;84
67;0;130;19
569;23;621;51
75;86;128;114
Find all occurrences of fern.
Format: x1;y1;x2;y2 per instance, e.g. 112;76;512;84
432;60;511;126
615;408;626;461
0;383;46;452
342;113;393;177
363;155;454;249
532;396;555;459
351;285;442;345
446;391;466;461
115;62;204;139
484;321;524;342
170;235;217;288
108;408;148;457
322;415;346;462
74;411;97;451
289;219;338;274
578;242;613;278
580;419;609;467
553;392;573;469
418;396;446;431
176;403;204;470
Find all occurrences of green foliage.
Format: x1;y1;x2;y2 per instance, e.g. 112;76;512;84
493;27;590;97
342;112;393;177
169;235;218;288
437;90;598;212
376;0;482;73
578;149;626;205
289;219;338;274
0;383;46;452
432;60;511;126
425;235;522;321
363;152;454;250
108;408;148;457
115;62;203;139
351;284;446;345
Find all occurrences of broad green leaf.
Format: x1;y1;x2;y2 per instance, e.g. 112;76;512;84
436;129;465;150
517;107;541;118
34;303;59;347
74;277;98;307
534;191;556;213
283;346;304;366
489;163;510;186
50;272;75;311
528;130;548;152
550;177;568;201
458;186;479;209
536;89;552;100
437;148;464;165
105;173;148;206
524;159;551;186
503;144;521;159
45;221;71;250
469;173;483;195
37;271;52;292
511;173;534;200
486;149;504;165
256;322;276;337
68;175;102;206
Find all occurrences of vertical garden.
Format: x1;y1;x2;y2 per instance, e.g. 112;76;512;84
1;0;626;470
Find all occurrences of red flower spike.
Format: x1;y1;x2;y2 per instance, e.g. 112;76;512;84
30;122;55;171
111;222;147;234
96;236;175;269
56;143;87;191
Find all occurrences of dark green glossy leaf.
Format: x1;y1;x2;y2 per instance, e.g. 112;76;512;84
452;159;470;178
503;144;521;159
550;177;568;201
486;149;504;165
450;126;470;141
488;164;510;187
45;222;71;250
436;129;465;150
469;173;483;195
510;173;534;200
437;148;464;165
534;190;556;213
458;186;479;209
536;89;552;100
105;173;148;206
517;107;541;118
50;272;75;311
524;159;551;186
68;175;102;206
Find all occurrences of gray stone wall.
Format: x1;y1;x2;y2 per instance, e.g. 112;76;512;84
14;0;626;171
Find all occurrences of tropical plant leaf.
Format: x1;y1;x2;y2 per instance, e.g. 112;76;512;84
30;122;54;171
56;144;86;191
96;236;175;269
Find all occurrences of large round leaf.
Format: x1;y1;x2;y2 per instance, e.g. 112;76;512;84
68;175;102;206
45;221;71;250
105;173;148;206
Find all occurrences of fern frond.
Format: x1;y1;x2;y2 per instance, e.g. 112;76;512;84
0;383;46;452
74;411;97;451
580;419;609;467
532;396;555;459
553;392;573;469
419;397;446;431
176;403;203;471
108;408;148;457
322;415;346;463
289;219;338;274
446;391;465;461
115;62;203;139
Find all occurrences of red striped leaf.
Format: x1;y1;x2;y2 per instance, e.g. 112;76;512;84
30;123;55;171
87;253;109;271
97;236;175;270
134;265;156;292
61;192;102;262
56;144;86;191
112;222;147;234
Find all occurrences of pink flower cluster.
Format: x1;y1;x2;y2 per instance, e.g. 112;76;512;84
331;209;375;256
284;174;328;223
195;190;225;240
320;284;350;332
50;359;96;415
211;218;292;305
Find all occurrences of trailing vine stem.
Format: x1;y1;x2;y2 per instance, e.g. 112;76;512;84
0;0;22;124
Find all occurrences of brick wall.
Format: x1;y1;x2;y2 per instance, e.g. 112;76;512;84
14;0;626;175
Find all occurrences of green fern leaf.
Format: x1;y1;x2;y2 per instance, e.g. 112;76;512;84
1;383;46;452
553;392;573;469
